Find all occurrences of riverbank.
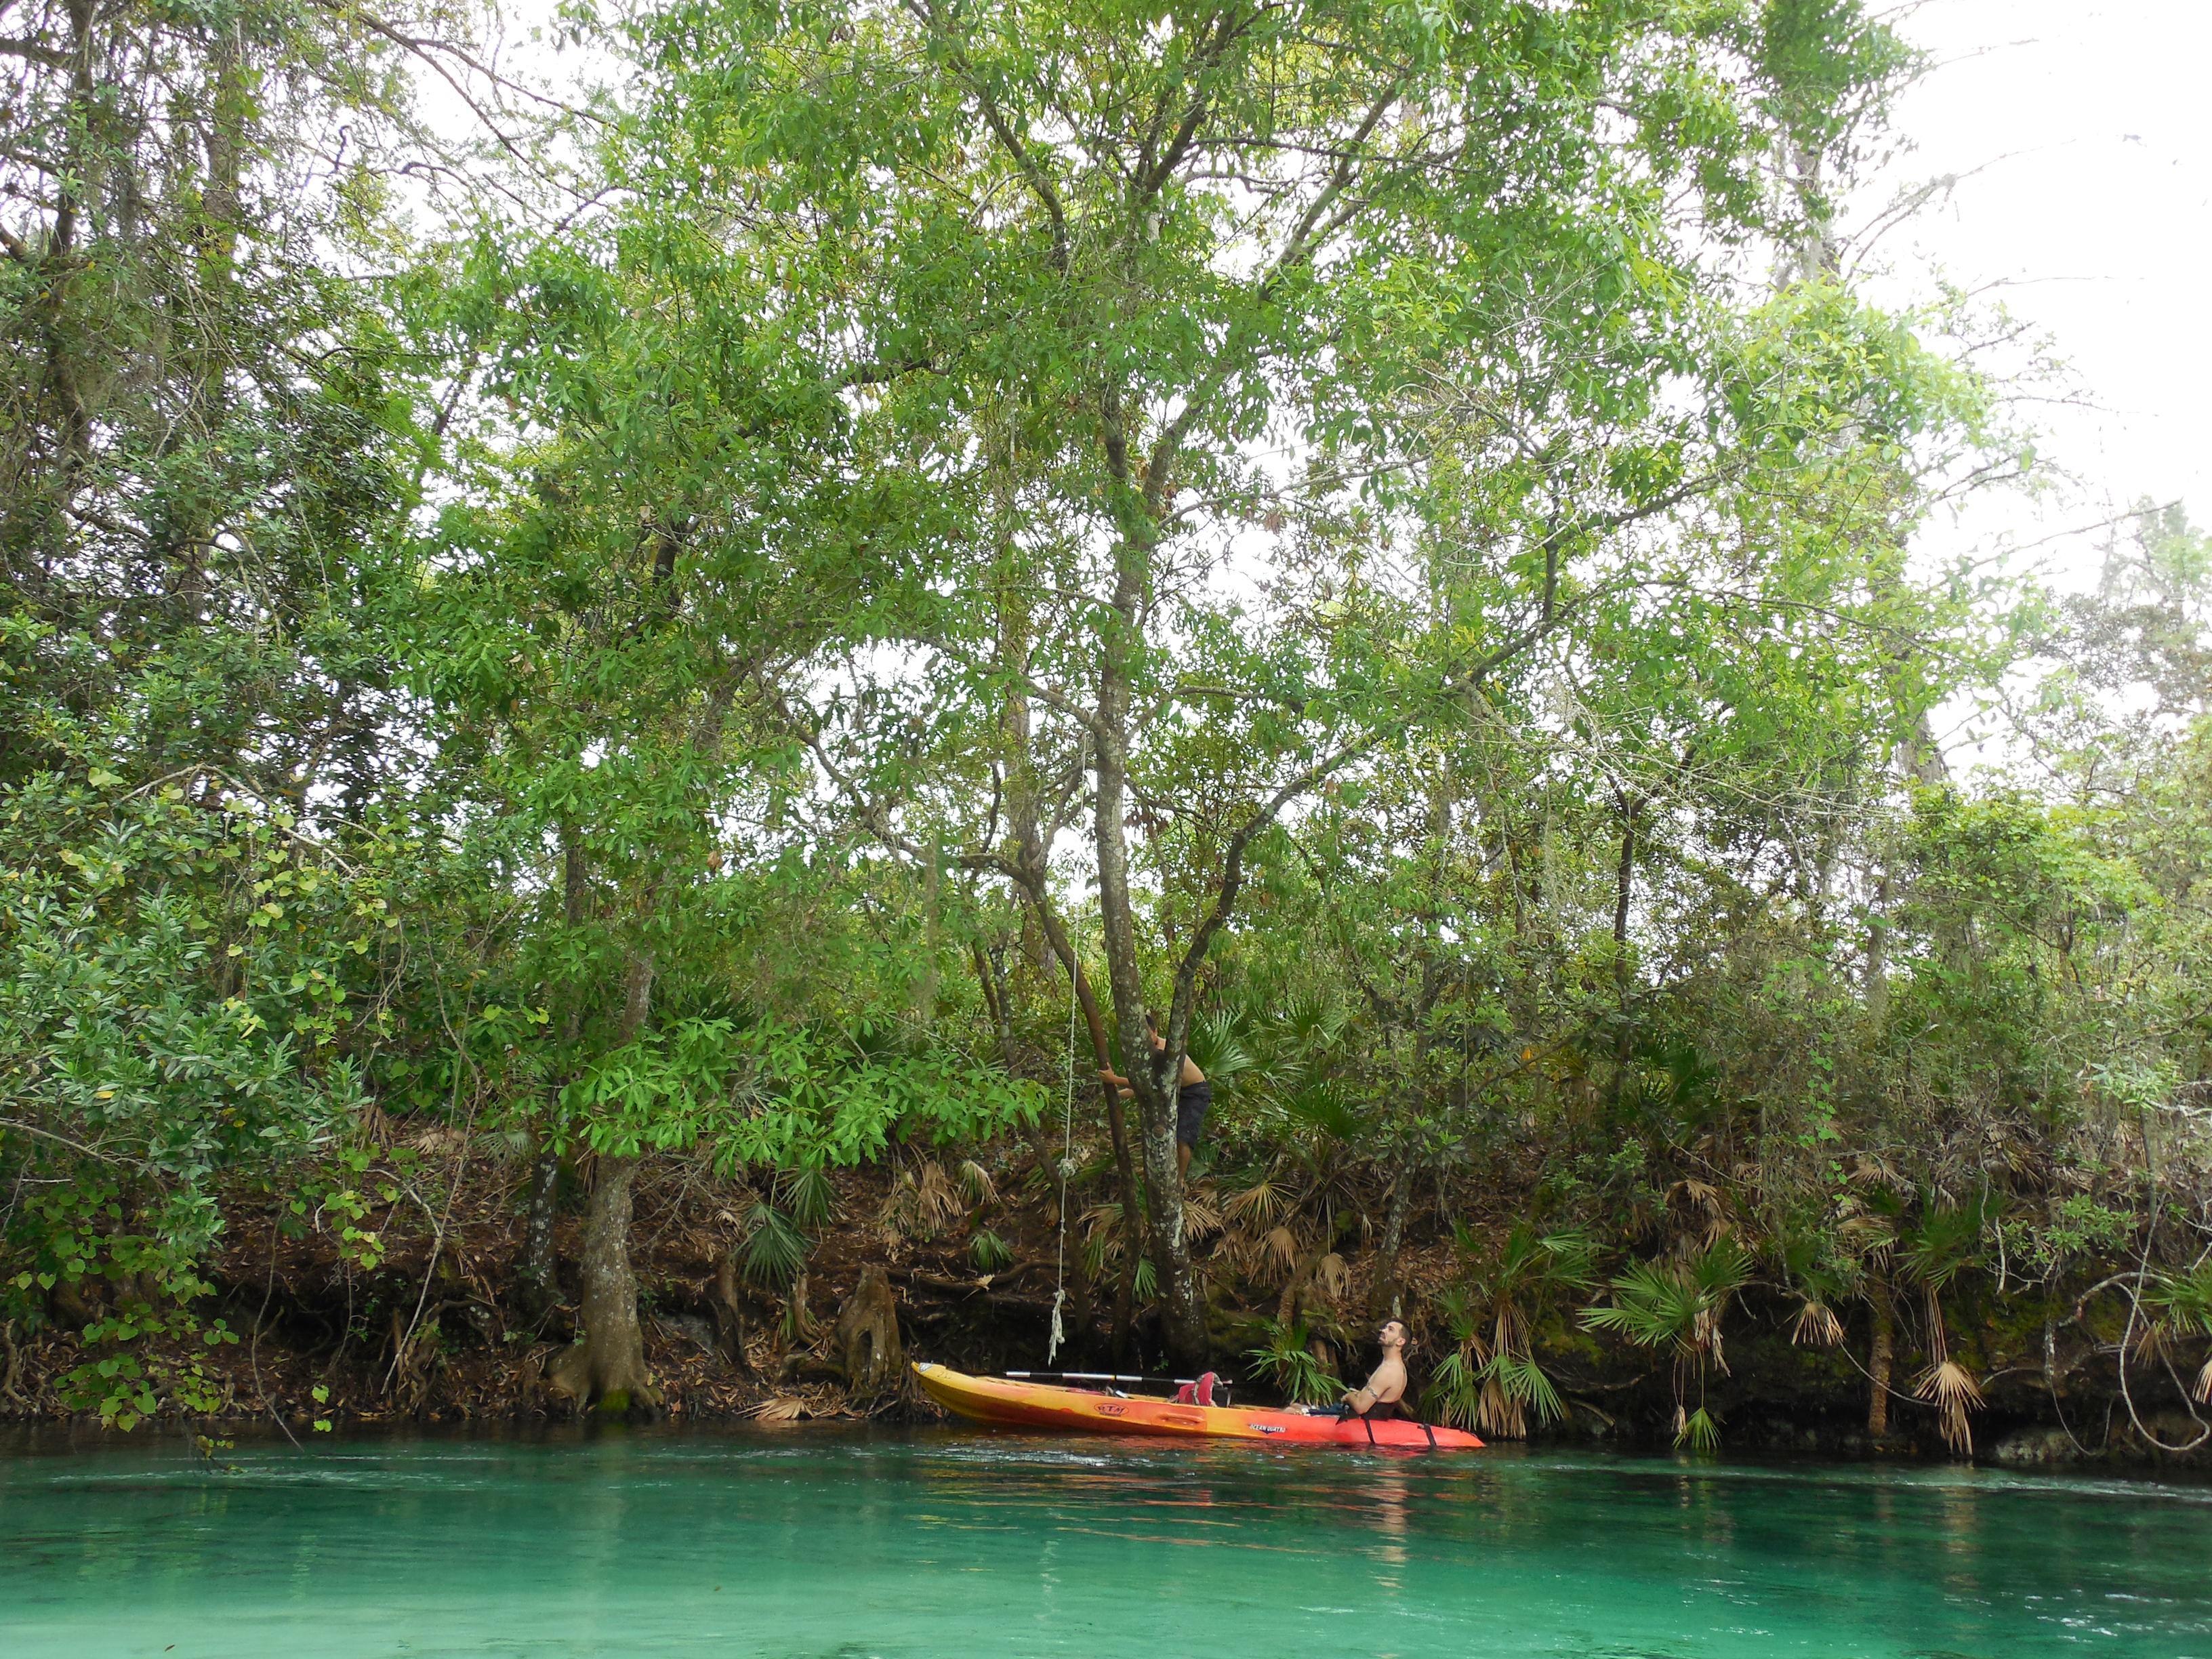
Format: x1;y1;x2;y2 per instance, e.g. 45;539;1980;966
5;1139;2205;1471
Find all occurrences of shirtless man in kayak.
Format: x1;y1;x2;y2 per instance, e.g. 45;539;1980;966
1099;1012;1210;1181
1337;1318;1410;1420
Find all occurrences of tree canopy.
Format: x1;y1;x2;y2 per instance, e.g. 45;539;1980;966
3;0;2206;1454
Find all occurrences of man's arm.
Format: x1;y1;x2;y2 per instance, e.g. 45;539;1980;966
1342;1364;1383;1412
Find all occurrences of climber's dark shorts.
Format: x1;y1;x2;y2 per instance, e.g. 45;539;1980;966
1176;1080;1212;1150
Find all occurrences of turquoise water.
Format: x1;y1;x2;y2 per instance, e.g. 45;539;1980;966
4;1428;2210;1658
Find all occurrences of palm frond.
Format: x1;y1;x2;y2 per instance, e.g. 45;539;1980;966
1539;1231;1600;1290
1916;1357;1984;1454
1692;1235;1751;1299
1183;1190;1224;1241
1279;1082;1368;1144
1427;1348;1482;1432
779;1164;838;1227
2146;1260;2212;1337
1082;1226;1114;1280
1186;1010;1257;1086
1224;1172;1292;1227
1245;1317;1340;1404
1582;1260;1700;1352
913;1159;963;1233
955;1158;998;1206
1900;1194;1990;1292
1432;1285;1478;1346
1481;1351;1565;1435
1792;1299;1845;1348
1584;1237;1746;1431
879;1158;963;1240
740;1200;807;1289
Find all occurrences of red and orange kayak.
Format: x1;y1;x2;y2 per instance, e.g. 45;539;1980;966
912;1363;1482;1450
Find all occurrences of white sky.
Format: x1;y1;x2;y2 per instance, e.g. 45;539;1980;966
1864;0;2212;583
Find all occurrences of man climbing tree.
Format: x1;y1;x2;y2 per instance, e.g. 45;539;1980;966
1100;1012;1211;1185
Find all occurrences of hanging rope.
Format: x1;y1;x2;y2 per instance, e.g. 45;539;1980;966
1046;947;1078;1365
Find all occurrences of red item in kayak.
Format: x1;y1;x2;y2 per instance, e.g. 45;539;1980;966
912;1362;1483;1450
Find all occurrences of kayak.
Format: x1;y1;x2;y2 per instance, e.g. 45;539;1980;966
911;1362;1483;1450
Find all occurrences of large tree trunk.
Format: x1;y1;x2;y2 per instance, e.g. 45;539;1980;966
1866;1273;1895;1441
708;1254;753;1370
1130;1089;1202;1364
1613;791;1639;951
514;1143;562;1324
1863;872;1891;1027
971;942;1019;1072
1611;785;1645;1036
1094;671;1204;1366
1015;790;1146;1361
550;946;662;1419
1372;1167;1412;1320
1049;930;1143;1361
990;514;1148;1360
1277;1246;1324;1328
520;822;592;1322
550;1153;659;1418
165;16;248;626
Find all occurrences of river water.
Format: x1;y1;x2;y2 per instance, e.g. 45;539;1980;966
3;1427;2208;1657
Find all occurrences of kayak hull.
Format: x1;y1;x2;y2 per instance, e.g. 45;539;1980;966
911;1362;1481;1450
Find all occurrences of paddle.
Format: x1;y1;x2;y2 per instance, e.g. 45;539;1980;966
1004;1370;1232;1403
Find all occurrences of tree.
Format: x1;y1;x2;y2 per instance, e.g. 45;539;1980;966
0;0;453;1414
619;0;1924;1364
409;141;1046;1410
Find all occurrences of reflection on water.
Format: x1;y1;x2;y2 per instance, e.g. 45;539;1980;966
3;1427;2211;1658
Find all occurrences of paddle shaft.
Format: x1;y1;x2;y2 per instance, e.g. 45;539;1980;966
1005;1370;1205;1389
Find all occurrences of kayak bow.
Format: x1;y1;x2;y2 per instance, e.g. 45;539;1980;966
911;1362;1482;1449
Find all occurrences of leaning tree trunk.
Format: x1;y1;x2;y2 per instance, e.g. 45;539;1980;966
1277;1246;1325;1328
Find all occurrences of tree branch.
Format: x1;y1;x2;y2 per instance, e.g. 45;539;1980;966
903;0;1071;274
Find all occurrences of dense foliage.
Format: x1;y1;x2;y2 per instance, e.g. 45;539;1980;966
3;0;2206;1454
